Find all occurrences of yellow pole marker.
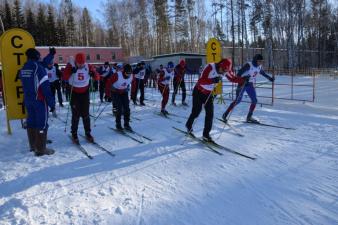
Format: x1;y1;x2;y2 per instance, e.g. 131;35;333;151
0;28;35;134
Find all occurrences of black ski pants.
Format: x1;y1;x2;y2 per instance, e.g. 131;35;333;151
172;79;186;103
71;90;91;135
186;87;214;137
112;91;130;126
50;80;63;105
132;78;145;104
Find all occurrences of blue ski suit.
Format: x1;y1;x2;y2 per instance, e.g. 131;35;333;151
20;54;55;131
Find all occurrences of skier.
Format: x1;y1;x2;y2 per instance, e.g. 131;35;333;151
222;54;275;123
45;60;64;107
158;61;175;115
171;59;187;106
63;53;99;143
20;48;56;156
105;64;133;131
98;62;111;102
185;58;235;142
131;62;146;105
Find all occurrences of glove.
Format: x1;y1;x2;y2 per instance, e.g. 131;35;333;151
243;76;250;83
269;76;275;82
71;67;77;74
49;47;56;55
211;76;220;83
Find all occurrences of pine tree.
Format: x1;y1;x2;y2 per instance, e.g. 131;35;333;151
153;0;171;54
3;0;13;30
174;0;188;52
80;7;93;46
137;0;151;56
13;0;24;28
46;5;57;46
25;8;36;39
56;16;66;46
64;0;76;46
36;4;47;45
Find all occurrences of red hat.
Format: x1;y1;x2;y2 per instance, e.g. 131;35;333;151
75;53;86;64
218;58;232;71
179;59;186;67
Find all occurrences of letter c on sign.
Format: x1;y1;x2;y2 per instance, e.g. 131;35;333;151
11;35;23;48
211;42;216;51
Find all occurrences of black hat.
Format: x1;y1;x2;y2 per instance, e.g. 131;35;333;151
26;48;40;60
123;64;132;74
104;61;109;65
253;54;263;61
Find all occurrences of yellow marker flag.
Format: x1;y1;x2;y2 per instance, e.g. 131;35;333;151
0;28;35;134
206;38;222;95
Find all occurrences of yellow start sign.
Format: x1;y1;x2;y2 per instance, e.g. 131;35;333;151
206;38;223;95
0;28;35;134
206;38;222;63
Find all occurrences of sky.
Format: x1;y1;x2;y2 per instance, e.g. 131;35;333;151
40;0;105;22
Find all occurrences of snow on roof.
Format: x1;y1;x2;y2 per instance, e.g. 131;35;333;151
153;52;206;58
36;46;122;49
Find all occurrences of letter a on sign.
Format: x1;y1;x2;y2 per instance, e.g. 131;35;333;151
0;28;35;134
206;38;223;95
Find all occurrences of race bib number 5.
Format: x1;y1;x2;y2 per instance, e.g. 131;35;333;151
78;73;84;81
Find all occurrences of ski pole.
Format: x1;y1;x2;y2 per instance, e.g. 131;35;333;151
64;73;75;133
93;101;110;123
181;78;219;145
216;79;248;140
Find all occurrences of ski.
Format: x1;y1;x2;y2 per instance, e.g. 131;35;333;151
231;119;295;130
172;127;223;155
68;135;94;159
155;112;183;123
124;129;153;141
109;127;144;144
173;126;255;160
79;134;115;158
205;139;256;160
217;118;244;137
168;112;188;119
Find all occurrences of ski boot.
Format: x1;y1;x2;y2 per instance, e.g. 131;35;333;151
182;102;188;106
246;112;259;123
202;134;214;143
185;124;195;137
35;130;55;156
71;133;80;144
171;102;177;106
124;124;133;132
59;103;64;107
161;109;169;115
116;123;123;131
140;102;145;106
27;128;36;152
85;133;94;143
222;112;228;123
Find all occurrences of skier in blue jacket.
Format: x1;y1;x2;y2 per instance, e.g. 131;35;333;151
20;48;56;156
222;54;275;123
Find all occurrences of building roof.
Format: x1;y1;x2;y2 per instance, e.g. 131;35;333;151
152;52;206;59
37;46;122;49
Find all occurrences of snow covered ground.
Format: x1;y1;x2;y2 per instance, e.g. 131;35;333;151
0;75;337;225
